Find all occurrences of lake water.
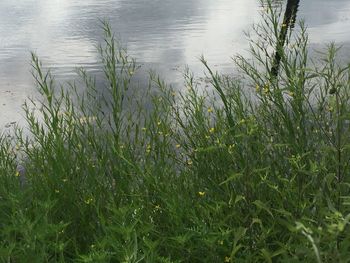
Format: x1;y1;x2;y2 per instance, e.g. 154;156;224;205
1;0;350;128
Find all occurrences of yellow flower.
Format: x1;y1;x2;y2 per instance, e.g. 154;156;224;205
224;256;231;262
85;198;93;205
282;23;287;27
209;127;215;133
141;127;147;132
263;86;270;94
207;107;213;113
176;144;181;148
238;119;245;125
55;189;60;193
157;121;162;126
146;145;151;153
198;191;206;197
15;171;20;177
255;84;260;92
187;160;193;165
228;144;236;154
218;240;224;245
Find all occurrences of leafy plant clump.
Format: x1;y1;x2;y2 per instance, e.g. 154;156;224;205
1;1;350;262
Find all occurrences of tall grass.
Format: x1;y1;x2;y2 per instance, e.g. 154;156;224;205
1;1;350;262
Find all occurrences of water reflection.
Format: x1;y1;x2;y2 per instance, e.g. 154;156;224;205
300;0;350;43
0;0;350;127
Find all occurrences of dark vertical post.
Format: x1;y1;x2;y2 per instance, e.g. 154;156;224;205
270;0;301;78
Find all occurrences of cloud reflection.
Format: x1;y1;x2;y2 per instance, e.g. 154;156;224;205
0;0;350;127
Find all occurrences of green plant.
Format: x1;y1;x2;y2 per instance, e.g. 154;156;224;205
1;1;350;262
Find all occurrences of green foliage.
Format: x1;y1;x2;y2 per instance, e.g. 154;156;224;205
1;1;350;262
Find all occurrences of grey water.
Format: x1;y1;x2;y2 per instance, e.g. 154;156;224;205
1;0;350;128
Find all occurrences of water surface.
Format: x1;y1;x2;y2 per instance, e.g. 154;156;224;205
1;0;350;127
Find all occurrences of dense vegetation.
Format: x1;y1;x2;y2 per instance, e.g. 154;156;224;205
1;2;350;262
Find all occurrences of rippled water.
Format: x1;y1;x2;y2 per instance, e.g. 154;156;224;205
1;0;350;127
